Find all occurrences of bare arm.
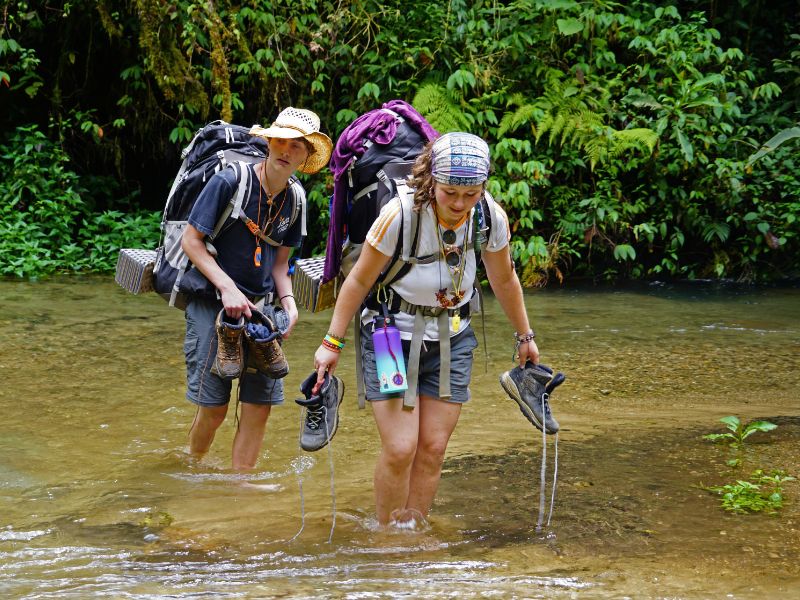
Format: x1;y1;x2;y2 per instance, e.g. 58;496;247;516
271;245;298;337
482;245;540;366
313;243;391;388
181;224;255;319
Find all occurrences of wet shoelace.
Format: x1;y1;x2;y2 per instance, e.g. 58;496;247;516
294;403;337;543
536;392;559;532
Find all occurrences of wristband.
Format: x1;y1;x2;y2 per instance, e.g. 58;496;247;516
514;330;536;343
323;333;346;349
322;339;342;353
513;330;536;360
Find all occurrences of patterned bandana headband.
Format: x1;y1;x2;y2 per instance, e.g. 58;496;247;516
431;132;490;186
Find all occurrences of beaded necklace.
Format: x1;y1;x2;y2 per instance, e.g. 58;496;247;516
433;206;470;330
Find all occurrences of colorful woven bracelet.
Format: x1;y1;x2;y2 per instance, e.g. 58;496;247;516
321;339;342;353
324;333;346;349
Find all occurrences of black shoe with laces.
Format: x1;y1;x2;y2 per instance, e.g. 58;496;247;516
296;371;345;451
500;362;564;434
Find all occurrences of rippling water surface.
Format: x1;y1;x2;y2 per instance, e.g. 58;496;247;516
1;276;798;598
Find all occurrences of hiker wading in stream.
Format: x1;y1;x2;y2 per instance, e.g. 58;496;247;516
312;132;543;527
181;107;332;469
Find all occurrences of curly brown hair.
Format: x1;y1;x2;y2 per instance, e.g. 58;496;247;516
408;141;436;212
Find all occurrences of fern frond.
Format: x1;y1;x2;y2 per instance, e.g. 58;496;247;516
583;137;609;171
610;128;659;157
412;83;469;133
498;104;540;137
535;111;554;142
548;112;569;147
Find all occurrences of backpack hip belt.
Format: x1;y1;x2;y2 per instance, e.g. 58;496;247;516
364;282;473;317
245;291;274;309
395;297;472;318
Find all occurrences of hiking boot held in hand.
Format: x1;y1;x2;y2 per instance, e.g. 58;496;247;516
211;309;246;380
500;362;564;434
244;308;289;379
296;371;345;452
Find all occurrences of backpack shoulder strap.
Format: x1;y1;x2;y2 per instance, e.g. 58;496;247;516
224;167;306;246
380;185;433;286
399;186;416;263
286;176;307;237
376;192;411;286
209;161;252;241
473;190;498;258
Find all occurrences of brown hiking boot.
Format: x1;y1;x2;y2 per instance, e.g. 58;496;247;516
244;309;289;379
210;309;245;380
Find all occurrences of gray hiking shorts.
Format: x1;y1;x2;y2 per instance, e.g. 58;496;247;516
359;322;478;404
184;297;286;407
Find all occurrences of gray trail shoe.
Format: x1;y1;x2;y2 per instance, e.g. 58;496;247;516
210;309;245;380
296;371;345;452
244;308;289;379
500;362;564;434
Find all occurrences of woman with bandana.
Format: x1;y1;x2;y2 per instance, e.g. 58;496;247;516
312;132;539;528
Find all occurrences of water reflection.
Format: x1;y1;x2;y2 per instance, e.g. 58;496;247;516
1;276;798;598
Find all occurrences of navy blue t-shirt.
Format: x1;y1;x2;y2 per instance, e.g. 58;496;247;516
187;163;303;298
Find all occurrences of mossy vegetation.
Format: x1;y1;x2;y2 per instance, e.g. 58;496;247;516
1;0;798;281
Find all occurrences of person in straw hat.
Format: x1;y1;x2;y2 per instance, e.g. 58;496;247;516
181;107;332;469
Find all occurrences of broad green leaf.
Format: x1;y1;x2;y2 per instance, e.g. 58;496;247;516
675;126;694;163
720;415;741;432
703;433;734;442
537;0;579;9
556;18;583;36
746;127;800;166
613;244;636;261
744;421;778;434
357;82;380;100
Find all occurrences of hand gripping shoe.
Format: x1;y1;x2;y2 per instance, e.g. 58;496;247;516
296;371;345;452
500;362;565;434
244;308;289;379
210;309;246;380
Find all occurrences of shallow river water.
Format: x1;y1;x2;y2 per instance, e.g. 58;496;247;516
1;276;798;599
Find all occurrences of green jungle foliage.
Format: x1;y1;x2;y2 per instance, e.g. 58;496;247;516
1;0;798;282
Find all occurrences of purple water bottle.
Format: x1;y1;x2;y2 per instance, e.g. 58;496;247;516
371;314;408;393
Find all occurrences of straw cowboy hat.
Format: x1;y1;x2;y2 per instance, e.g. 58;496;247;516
250;107;333;174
